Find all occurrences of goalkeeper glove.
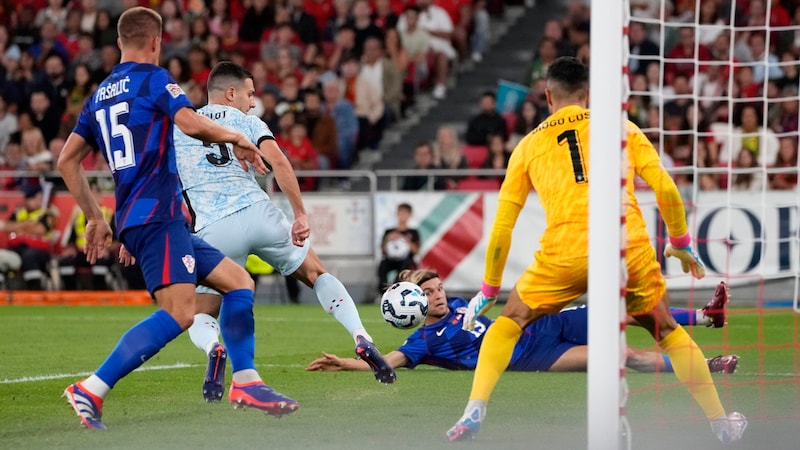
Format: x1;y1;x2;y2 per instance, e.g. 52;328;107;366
462;282;500;331
664;233;706;279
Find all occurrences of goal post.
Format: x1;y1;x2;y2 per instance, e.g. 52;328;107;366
587;0;628;449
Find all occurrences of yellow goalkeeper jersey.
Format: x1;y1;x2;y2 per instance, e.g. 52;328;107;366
484;104;688;287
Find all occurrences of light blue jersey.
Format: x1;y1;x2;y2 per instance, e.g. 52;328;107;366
174;104;274;231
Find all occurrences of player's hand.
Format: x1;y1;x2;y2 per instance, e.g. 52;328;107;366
119;245;136;267
291;215;310;247
462;282;500;331
664;243;706;279
231;134;269;175
306;352;344;371
83;219;113;264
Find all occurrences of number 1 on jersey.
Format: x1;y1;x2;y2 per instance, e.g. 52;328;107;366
557;129;587;183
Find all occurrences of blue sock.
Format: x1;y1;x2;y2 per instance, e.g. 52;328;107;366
219;289;256;372
313;273;368;340
669;307;695;326
663;354;674;373
95;309;182;388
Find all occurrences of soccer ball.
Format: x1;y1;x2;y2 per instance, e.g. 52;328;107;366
380;281;428;329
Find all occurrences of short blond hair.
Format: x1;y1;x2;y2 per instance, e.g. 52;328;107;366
397;268;439;287
117;7;162;49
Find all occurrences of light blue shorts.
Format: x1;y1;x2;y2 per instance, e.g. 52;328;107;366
195;200;309;294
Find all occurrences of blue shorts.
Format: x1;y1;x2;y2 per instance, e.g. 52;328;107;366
509;306;589;372
121;220;225;295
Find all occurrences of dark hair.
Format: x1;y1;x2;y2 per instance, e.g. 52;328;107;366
404;5;421;14
207;61;253;92
546;56;589;96
481;90;496;100
398;202;413;213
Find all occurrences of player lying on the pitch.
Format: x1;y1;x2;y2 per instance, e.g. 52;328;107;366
306;269;738;374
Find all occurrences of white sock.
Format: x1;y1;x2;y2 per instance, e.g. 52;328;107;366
189;313;222;354
352;327;373;344
463;399;486;420
696;310;711;326
81;374;111;399
231;369;261;384
313;273;371;344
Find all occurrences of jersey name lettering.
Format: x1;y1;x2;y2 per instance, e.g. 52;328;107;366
95;77;131;102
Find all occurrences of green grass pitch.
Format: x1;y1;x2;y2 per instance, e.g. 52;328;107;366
1;304;797;449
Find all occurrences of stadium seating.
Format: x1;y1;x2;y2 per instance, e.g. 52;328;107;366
462;145;489;169
455;176;501;191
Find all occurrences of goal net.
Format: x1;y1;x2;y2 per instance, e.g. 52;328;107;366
590;0;800;448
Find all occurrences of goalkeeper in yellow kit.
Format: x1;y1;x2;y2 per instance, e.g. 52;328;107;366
446;57;747;444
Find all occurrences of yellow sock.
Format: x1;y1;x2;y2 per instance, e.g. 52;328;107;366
659;326;726;419
468;316;523;402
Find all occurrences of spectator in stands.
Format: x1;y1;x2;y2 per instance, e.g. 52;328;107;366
747;32;783;84
402;141;446;191
30;20;70;65
0;183;58;290
470;0;491;64
340;56;385;150
772;86;799;134
35;0;69;31
322;77;359;169
0;25;21;76
280;122;319;191
398;6;430;90
627;74;650;128
434;125;467;188
187;45;211;87
695;139;720;191
715;104;780;166
0;94;18;156
481;133;510;181
261;90;281;132
361;36;403;122
80;0;100;34
262;23;303;64
240;0;275;43
12;6;38;51
276;75;306;116
288;0;320;44
59;181;114;290
769;136;798;190
92;44;120;85
300;89;338;170
465;91;508;146
377;202;420;294
373;0;399;30
93;9;118;48
28;90;60;145
72;32;100;73
327;24;358;71
0;139;24;190
161;18;192;64
397;0;456;99
166;56;192;93
732;148;765;191
208;0;237;38
59;10;84;60
159;0;183;32
665;26;712;83
63;63;96;131
508;99;540;149
5;50;35;110
628;21;659;76
21;128;52;172
35;52;69;113
325;0;355;42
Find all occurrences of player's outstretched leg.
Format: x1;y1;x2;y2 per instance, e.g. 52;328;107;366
702;281;729;328
446;400;485;442
203;343;227;402
312;271;397;384
710;411;748;443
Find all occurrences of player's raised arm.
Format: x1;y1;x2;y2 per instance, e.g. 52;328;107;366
305;351;410;371
259;138;310;246
57;132;113;264
173;107;269;174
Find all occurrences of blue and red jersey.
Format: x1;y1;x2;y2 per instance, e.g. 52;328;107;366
72;62;194;236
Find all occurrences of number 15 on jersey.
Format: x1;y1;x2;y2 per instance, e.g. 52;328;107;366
96;102;136;172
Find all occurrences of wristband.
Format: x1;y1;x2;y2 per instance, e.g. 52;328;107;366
669;232;691;248
480;281;501;298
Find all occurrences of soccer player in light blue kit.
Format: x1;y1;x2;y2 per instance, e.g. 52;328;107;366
307;269;738;374
58;8;298;430
173;61;396;402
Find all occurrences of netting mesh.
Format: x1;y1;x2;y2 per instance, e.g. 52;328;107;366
620;0;800;441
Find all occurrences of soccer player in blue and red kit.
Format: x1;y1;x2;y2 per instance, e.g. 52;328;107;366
306;269;738;374
58;7;299;430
